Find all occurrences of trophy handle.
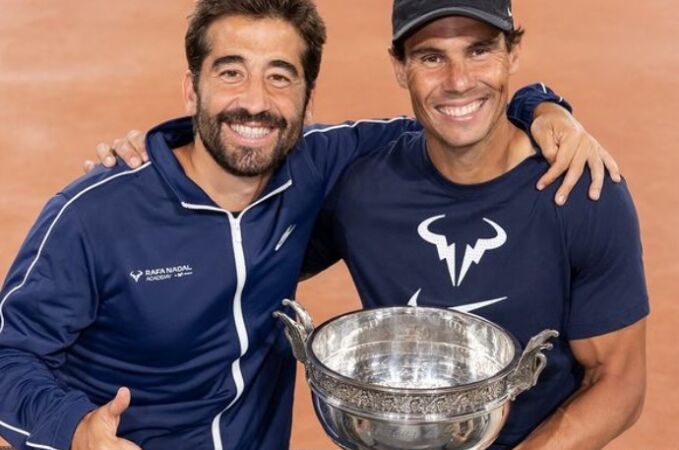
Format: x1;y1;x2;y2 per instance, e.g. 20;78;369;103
507;329;559;401
273;299;315;365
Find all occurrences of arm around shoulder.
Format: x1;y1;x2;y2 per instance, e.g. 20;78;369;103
302;117;419;194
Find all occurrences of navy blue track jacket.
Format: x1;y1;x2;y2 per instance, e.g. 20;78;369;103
0;84;561;450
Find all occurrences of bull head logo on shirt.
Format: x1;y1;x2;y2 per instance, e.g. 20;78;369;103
130;270;144;283
417;215;507;287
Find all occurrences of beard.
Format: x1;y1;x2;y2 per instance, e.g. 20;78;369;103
194;98;305;177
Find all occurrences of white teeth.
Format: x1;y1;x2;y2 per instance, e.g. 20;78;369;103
439;100;484;118
229;124;272;139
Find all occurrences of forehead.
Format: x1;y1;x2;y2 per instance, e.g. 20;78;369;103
405;16;502;50
204;15;306;68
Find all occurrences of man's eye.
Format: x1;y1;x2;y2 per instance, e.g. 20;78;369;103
269;74;292;87
471;47;490;57
421;55;443;66
220;70;243;81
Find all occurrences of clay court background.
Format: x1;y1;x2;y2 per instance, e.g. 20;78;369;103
1;0;677;448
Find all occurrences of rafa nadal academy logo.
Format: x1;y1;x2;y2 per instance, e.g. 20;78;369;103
129;264;194;283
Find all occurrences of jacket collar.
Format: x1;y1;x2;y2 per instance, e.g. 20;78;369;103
146;116;293;211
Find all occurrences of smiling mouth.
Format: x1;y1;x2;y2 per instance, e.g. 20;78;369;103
436;99;486;119
228;123;277;140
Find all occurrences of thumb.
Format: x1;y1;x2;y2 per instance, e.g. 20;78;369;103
531;127;561;164
106;387;131;419
531;119;559;163
540;137;559;164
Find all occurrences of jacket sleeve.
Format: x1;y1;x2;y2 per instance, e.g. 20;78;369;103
507;82;573;132
301;203;342;278
301;117;420;196
0;194;98;450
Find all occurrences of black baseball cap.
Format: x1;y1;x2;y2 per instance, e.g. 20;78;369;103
392;0;514;44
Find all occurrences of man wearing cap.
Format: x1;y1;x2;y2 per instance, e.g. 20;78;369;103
304;1;648;448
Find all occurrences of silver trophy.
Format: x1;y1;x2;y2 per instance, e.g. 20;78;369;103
274;300;558;450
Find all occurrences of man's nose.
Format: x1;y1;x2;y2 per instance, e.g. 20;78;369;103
441;60;475;94
236;76;271;115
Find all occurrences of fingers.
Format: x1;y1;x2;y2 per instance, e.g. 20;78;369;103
94;130;148;170
106;387;131;419
536;157;569;192
112;137;142;169
96;142;117;167
586;145;605;201
115;130;148;168
530;118;558;164
83;160;97;173
126;130;149;162
554;141;588;205
599;147;622;182
536;133;577;191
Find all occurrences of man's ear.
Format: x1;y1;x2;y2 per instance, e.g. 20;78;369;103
389;48;409;89
508;42;521;75
305;89;315;124
183;70;198;115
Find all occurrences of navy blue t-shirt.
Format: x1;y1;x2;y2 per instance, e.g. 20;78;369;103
305;131;649;447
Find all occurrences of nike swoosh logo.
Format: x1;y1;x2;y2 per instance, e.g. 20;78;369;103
451;297;508;313
407;289;508;312
275;224;296;252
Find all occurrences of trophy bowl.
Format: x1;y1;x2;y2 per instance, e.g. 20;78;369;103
274;300;558;450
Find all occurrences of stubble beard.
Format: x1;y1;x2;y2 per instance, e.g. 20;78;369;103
194;97;305;178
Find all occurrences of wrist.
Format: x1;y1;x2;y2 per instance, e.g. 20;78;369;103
72;411;94;450
534;100;567;119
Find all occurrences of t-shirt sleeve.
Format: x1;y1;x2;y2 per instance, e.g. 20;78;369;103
564;178;649;339
301;118;419;196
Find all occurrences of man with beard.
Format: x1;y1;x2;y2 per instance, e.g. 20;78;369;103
0;1;619;450
0;2;335;449
303;1;648;449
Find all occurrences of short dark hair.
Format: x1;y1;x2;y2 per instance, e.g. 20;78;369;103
391;26;526;62
185;0;327;101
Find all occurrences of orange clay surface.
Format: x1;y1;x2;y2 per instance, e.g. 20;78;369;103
1;1;677;448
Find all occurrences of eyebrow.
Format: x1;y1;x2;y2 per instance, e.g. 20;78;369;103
409;46;444;58
212;55;245;68
212;55;300;78
408;34;504;58
469;35;503;48
269;59;300;78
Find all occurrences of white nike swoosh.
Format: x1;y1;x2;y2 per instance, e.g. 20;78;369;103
451;296;508;313
407;290;507;312
275;225;296;252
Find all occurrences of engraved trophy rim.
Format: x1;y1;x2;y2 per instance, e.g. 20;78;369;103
305;305;522;396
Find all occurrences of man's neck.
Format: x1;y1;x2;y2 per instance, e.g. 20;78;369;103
425;118;535;185
174;142;271;213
